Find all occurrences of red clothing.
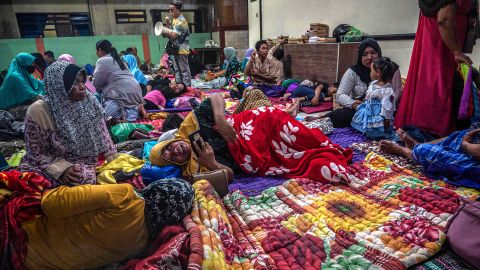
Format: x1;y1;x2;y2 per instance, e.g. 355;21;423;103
395;0;472;136
227;107;353;183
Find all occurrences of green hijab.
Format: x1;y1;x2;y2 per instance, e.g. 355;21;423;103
0;53;45;109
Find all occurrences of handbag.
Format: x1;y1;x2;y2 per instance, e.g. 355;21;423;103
192;169;229;198
165;40;180;55
165;28;189;55
446;200;480;267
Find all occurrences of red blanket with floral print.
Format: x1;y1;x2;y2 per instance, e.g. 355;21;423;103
227;106;353;183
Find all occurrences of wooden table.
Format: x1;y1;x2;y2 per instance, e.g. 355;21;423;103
283;43;359;83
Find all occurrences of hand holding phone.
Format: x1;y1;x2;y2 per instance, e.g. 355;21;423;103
189;131;204;156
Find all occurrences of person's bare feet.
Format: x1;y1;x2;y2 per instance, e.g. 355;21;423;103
396;128;418;149
286;100;300;118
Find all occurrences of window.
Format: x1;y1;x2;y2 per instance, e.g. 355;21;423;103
151;9;204;33
115;10;147;24
16;13;92;38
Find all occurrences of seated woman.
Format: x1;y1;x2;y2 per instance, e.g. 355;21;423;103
123;54;148;94
93;40;144;122
21;179;194;270
150;93;353;183
244;40;284;85
18;61;117;187
380;127;480;189
327;38;403;128
0;53;45;110
57;54;96;92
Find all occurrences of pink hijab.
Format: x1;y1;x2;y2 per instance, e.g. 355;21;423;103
58;54;76;64
57;54;96;93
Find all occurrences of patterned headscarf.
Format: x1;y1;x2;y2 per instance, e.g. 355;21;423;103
43;61;108;157
141;178;194;236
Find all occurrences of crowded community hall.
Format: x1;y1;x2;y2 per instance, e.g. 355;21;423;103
1;0;480;269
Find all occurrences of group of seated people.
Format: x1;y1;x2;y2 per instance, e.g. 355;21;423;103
0;35;479;269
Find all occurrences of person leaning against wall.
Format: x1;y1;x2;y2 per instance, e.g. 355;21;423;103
164;0;192;87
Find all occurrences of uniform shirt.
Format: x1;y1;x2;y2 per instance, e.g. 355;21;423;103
172;15;190;55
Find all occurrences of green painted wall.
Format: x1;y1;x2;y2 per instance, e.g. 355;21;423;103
0;33;211;69
0;38;38;69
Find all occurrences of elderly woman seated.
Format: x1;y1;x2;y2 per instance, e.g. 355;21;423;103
18;61;117;186
380;127;480;189
150;92;353;184
21;179;194;269
0;53;45;110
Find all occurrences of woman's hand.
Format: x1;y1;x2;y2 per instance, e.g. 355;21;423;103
193;140;217;169
311;95;320;106
61;165;82;183
461;129;480;160
352;100;362;110
454;52;473;65
214;117;237;143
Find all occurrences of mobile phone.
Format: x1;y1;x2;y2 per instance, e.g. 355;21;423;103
188;130;204;156
188;98;200;109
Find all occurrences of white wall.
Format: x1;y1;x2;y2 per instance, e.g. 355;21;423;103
250;0;480;77
248;0;260;49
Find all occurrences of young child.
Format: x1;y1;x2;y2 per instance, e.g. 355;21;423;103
351;57;396;139
282;81;339;106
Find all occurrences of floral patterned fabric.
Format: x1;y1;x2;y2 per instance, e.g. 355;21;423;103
227;106;353;183
186;154;480;269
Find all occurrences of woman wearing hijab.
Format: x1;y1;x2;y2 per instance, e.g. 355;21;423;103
58;53;76;64
123;54;148;86
221;47;241;79
20;178;194;270
57;54;96;93
18;61;117;186
241;48;255;72
150;94;352;184
0;53;45;110
93;40;144;121
327;38;403;128
30;52;48;80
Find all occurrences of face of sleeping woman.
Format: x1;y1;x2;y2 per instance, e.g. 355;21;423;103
361;46;379;68
161;140;191;164
69;73;87;101
169;82;185;94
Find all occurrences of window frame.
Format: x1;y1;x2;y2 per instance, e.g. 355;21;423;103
114;9;147;24
16;12;93;38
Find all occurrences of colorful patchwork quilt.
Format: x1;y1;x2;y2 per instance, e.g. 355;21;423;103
186;153;480;269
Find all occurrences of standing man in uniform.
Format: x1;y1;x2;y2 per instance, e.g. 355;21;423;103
165;0;192;87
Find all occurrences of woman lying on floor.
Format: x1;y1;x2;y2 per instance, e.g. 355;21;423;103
143;81;187;110
18;61;117;186
150;92;353;183
21;178;194;270
380;127;480;189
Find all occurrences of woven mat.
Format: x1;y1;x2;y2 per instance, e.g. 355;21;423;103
187;152;480;269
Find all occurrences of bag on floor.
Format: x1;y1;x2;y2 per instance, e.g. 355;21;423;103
192;169;229;198
446;200;480;267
